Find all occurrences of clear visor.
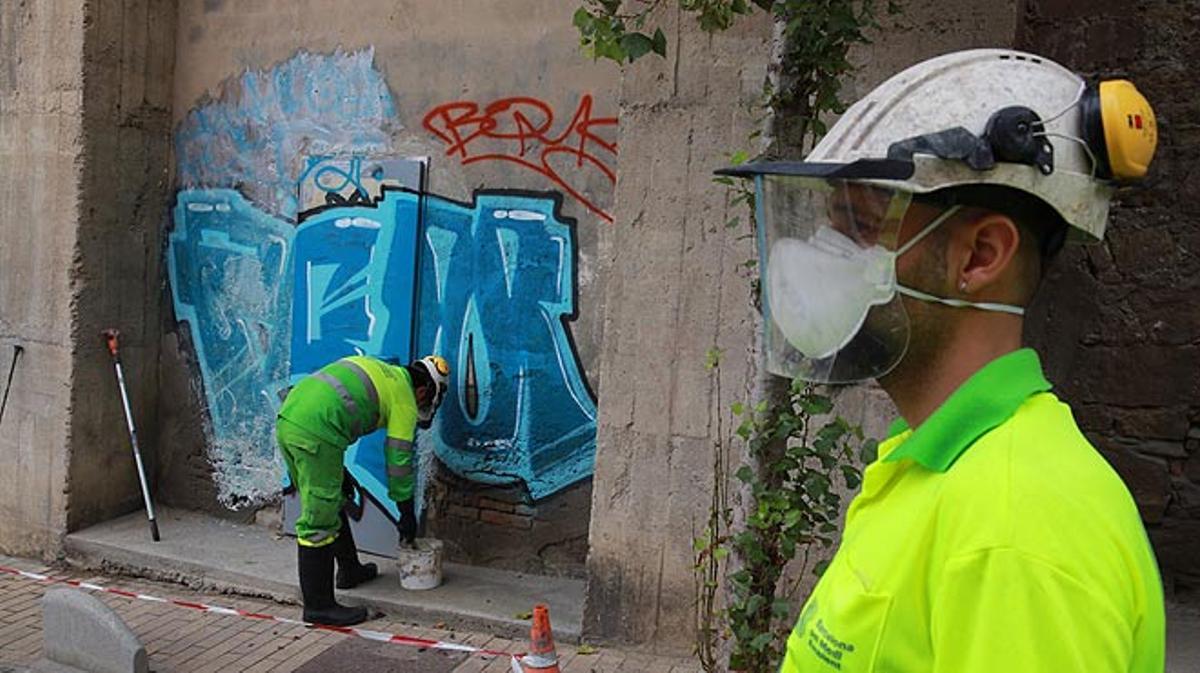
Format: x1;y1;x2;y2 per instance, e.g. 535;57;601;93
755;176;914;383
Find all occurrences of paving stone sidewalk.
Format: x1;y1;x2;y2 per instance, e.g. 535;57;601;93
0;557;701;672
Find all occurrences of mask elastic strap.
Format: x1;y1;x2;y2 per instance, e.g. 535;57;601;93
896;285;1026;316
896;206;962;257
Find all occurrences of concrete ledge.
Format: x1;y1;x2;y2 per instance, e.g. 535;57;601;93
63;508;583;643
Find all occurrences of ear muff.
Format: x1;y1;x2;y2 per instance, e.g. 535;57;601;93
1081;80;1157;181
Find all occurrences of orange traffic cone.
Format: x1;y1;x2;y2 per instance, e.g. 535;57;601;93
518;604;560;672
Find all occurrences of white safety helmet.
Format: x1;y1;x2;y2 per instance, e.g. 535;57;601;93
411;355;450;424
716;49;1158;382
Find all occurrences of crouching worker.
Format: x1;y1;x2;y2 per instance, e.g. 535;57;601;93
276;354;450;626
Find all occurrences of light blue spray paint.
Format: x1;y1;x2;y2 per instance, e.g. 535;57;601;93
170;186;597;509
167;189;295;506
175;49;397;220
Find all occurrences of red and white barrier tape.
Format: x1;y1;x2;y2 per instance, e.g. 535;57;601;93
0;564;525;665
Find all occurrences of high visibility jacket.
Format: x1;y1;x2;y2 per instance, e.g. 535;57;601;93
780;349;1165;673
278;356;420;502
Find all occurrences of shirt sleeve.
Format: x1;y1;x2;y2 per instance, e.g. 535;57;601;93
931;546;1132;673
384;400;418;503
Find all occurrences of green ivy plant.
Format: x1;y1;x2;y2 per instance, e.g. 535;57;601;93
724;381;876;669
574;2;896;671
573;0;771;62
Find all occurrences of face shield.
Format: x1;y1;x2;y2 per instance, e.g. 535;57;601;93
755;176;922;383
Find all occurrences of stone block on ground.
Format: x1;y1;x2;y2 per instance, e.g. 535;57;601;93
40;588;148;673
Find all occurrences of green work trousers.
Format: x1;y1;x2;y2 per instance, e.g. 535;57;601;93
277;419;345;547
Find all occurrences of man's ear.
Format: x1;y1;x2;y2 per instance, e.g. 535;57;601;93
950;211;1021;296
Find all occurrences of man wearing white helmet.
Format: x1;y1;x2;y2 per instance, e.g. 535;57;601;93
276;353;450;626
719;49;1163;672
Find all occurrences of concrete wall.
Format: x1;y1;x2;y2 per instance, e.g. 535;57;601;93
0;0;174;556
583;7;773;651
67;0;175;533
159;0;619;574
0;0;83;557
1018;0;1200;601
582;0;1021;651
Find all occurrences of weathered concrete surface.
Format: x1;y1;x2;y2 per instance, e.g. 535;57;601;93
41;588;148;673
0;0;177;558
583;6;771;653
584;0;1023;653
65;0;176;534
0;0;83;558
1019;0;1200;603
63;508;584;642
847;0;1019;99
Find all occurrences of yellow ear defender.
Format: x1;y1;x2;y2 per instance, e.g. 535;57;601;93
1081;80;1157;181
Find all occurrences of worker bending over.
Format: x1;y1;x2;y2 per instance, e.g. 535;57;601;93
276;354;450;626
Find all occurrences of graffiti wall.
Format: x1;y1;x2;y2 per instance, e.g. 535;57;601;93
167;47;610;522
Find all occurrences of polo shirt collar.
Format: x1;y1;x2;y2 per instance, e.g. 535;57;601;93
882;348;1052;472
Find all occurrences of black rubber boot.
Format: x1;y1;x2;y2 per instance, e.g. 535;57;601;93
297;542;368;626
334;513;378;590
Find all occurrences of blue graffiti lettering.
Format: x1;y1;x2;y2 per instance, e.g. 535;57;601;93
289;191;421;519
415;194;597;499
169;186;596;508
167;189;295;506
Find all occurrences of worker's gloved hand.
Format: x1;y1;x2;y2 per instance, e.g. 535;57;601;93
396;499;417;546
340;468;364;521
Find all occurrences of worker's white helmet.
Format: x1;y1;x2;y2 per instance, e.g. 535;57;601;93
715;49;1158;382
412;355;450;424
721;48;1157;241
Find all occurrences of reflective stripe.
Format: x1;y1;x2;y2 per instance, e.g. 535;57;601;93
385;438;413;453
313;372;361;436
336;359;381;433
299;529;338;547
522;653;559;668
387;464;413;478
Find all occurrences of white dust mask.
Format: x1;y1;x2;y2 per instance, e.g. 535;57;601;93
766;227;896;360
766;206;1023;360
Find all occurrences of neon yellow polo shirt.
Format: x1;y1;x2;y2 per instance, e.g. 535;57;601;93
781;349;1164;673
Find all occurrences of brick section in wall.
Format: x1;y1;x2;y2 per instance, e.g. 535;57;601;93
425;464;590;579
1018;0;1200;601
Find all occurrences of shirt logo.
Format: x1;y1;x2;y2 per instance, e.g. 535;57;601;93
807;618;856;670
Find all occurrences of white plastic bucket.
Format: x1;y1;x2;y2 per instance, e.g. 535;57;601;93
396;538;443;591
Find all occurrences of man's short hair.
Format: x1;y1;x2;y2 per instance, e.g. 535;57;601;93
917;185;1069;263
407;362;433;392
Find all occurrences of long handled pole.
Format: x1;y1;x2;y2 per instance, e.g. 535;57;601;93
102;329;160;542
0;344;23;427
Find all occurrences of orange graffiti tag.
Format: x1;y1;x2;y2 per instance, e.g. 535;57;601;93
423;95;618;223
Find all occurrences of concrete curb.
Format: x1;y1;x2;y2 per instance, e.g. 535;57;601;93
62;510;583;644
